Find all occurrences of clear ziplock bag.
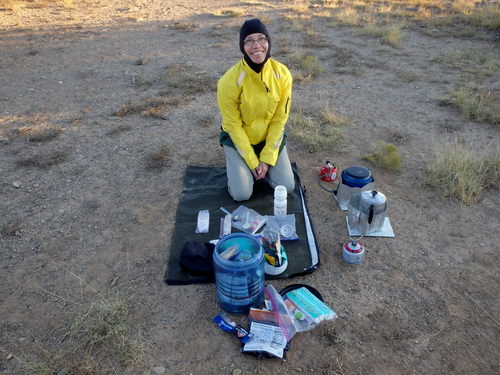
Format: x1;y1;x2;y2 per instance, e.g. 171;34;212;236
231;205;266;235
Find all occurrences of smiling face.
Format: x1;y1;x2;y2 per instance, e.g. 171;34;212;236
243;33;269;65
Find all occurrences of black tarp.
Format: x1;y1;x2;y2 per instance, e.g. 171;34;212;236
164;164;320;285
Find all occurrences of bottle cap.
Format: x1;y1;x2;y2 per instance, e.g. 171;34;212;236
274;185;287;199
280;224;294;238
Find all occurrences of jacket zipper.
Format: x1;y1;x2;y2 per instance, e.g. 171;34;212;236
260;71;270;93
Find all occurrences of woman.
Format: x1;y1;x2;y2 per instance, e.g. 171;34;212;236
217;18;295;201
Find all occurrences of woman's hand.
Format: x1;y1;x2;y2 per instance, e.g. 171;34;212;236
252;161;269;180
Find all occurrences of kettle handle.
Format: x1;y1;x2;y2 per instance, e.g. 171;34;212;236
368;205;374;224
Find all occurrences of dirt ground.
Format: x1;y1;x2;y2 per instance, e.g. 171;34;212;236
1;1;499;374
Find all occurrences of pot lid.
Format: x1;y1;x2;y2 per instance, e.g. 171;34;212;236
360;190;386;205
344;166;371;180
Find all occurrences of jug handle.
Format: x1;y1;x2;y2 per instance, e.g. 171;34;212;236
368;205;374;224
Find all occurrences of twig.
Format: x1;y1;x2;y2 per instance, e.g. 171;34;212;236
38;287;84;307
336;357;346;375
464;292;500;328
418;326;445;346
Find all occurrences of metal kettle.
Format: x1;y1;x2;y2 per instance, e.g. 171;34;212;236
348;190;388;235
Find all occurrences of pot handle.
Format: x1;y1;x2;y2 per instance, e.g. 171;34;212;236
368;204;374;224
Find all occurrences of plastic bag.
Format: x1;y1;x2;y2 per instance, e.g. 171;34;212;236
283;287;338;329
195;210;209;233
243;308;289;359
265;214;299;240
264;285;297;342
231;205;266;235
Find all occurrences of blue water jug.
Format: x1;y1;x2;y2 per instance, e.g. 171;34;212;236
213;233;265;314
335;166;374;210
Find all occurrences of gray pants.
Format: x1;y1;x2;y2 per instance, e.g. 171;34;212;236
223;145;295;201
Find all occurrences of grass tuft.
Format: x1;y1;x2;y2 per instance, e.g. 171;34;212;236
166;22;199;32
362;141;402;171
113;97;181;119
439;48;497;78
106;125;132;137
335;7;364;26
25;125;63;142
212;8;243;17
1;222;21;237
12;280;146;375
362;23;404;47
199;114;214;128
424;140;500;204
67;295;129;353
0;0;21;11
146;144;171;169
16;149;70;168
288;50;325;83
440;84;500;125
6;125;62;143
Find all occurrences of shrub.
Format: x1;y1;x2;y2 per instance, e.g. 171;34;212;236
440;84;500;125
424;140;499;204
362;141;402;171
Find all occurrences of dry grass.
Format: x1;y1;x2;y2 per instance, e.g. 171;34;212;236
23;125;62;142
395;68;420;82
199;114;214;128
323;0;499;38
165;22;199;32
106;124;132;137
14;289;146;375
438;48;497;78
333;7;365;27
362;23;404;47
285;2;310;15
16;149;70;168
146;144;171;169
362;141;402;171
383;127;411;145
288;104;350;153
2;0;74;9
212;8;243;17
320;104;351;128
424;140;500;204
440;84;500;125
5;125;62;143
452;1;500;31
113;97;181;119
1;222;21;237
0;0;21;11
287;50;325;83
161;65;218;97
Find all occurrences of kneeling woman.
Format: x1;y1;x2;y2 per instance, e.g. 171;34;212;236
217;18;295;201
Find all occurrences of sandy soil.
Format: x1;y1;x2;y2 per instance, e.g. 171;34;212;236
1;1;499;374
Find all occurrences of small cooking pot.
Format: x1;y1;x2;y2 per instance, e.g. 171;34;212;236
348;190;388;235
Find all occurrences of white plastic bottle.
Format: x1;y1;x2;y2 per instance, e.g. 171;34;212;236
274;185;287;216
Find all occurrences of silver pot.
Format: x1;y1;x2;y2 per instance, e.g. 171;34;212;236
348;190;388;235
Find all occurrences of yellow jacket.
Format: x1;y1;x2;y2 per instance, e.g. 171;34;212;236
217;58;292;170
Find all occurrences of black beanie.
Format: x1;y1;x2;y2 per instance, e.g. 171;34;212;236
239;18;271;73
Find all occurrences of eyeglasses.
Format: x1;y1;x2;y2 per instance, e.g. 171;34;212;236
243;36;269;47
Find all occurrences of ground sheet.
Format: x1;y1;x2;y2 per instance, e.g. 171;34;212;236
164;164;320;285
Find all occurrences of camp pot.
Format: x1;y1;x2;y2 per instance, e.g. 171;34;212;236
359;190;387;234
348;190;388;235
